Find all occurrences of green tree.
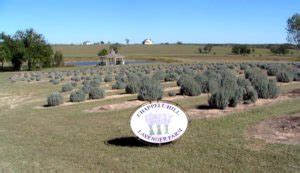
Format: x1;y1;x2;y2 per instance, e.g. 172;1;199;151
2;34;25;71
53;51;64;67
0;34;8;68
1;29;53;71
109;43;121;53
198;47;202;53
97;49;108;56
270;44;290;55
0;47;6;68
286;13;300;48
232;45;251;55
125;38;130;44
203;44;213;53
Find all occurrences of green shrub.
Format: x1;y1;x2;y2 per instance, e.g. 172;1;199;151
237;78;251;89
194;75;209;93
219;70;237;91
47;92;64;106
127;73;140;82
203;70;221;93
137;79;163;101
168;91;177;97
152;71;166;81
125;75;142;94
70;90;86;102
267;64;281;76
268;79;280;98
81;84;92;94
180;78;202;96
52;79;60;85
71;82;77;87
208;90;230;109
89;88;105;100
125;81;141;94
115;74;127;83
61;83;74;92
208;80;219;93
237;78;258;104
93;75;103;82
112;81;126;89
243;86;258;104
231;45;251;55
294;70;300;81
276;70;293;83
177;74;193;86
36;76;42;81
71;76;81;82
89;79;101;87
252;75;269;98
245;68;261;82
252;73;280;99
228;87;243;107
104;75;113;82
164;72;178;82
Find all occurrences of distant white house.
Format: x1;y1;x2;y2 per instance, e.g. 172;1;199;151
142;39;153;45
83;41;93;45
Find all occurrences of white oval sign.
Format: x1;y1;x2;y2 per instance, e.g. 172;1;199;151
130;101;189;144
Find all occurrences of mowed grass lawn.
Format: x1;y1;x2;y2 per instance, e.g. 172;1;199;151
53;45;300;63
0;72;300;172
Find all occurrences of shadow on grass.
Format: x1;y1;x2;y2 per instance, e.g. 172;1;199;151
197;104;211;110
105;137;150;147
0;67;14;72
42;104;51;108
105;137;171;147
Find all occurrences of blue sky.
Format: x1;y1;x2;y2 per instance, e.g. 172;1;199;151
0;0;299;44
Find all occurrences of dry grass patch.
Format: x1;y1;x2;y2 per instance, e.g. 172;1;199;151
246;114;300;145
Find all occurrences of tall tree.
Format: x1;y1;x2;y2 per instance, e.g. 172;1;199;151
53;51;64;67
125;38;130;44
2;34;25;71
0;47;5;68
203;44;213;53
13;29;53;70
1;29;53;71
287;13;300;48
0;33;6;68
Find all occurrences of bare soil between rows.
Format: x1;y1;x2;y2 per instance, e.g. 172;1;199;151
246;114;300;145
84;95;191;113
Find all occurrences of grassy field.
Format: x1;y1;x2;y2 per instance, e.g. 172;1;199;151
52;45;300;63
0;69;300;172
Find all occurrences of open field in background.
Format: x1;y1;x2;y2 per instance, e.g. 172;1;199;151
52;45;300;63
0;62;300;172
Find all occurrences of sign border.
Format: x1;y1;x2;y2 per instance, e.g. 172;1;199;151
129;100;190;146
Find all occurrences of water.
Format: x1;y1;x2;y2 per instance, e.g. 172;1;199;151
64;60;159;67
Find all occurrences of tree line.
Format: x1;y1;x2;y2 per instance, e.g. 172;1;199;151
0;29;63;71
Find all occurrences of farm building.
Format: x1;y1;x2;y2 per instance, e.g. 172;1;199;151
99;49;125;66
82;41;93;45
143;39;153;45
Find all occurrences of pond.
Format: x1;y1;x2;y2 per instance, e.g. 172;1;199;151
64;60;160;66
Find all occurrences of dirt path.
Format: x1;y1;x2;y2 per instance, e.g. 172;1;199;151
0;94;33;110
84;95;195;113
